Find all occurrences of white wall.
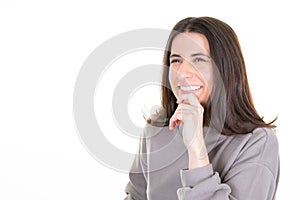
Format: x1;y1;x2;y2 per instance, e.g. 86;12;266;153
0;0;298;199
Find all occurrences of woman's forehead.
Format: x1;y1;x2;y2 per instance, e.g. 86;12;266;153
171;32;210;56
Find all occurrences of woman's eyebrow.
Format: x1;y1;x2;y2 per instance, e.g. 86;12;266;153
191;53;211;58
170;53;211;59
170;54;181;58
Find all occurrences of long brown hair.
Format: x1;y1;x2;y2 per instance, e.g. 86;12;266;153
148;17;276;135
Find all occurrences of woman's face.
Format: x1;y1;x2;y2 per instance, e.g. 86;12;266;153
169;32;213;105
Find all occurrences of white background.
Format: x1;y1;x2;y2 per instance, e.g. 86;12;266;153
0;0;299;199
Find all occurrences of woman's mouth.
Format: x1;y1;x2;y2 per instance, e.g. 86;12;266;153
178;85;202;92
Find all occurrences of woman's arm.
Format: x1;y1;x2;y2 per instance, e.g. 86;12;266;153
124;136;148;200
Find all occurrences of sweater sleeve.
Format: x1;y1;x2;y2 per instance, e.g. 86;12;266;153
124;136;148;200
177;128;279;200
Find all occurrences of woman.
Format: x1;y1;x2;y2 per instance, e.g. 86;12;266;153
124;17;279;200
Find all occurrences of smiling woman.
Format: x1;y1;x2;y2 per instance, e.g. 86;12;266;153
169;32;213;107
124;17;279;200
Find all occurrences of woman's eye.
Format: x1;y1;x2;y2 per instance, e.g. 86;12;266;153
170;59;181;64
193;57;207;63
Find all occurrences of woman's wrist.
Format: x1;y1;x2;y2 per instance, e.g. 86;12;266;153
188;146;210;169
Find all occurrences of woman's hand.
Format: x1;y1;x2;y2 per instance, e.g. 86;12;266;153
169;93;210;169
169;93;204;148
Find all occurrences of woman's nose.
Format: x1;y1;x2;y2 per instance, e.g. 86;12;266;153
176;60;194;78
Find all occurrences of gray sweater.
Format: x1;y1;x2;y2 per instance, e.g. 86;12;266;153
124;125;280;200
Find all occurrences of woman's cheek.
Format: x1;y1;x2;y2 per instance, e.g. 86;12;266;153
169;70;179;97
201;68;213;93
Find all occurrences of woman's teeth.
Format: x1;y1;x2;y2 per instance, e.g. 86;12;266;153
179;85;201;91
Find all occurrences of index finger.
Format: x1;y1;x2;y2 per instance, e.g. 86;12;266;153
177;93;201;108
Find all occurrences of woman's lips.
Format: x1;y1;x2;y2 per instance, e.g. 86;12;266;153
177;85;203;93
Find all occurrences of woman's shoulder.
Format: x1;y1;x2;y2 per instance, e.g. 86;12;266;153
143;122;174;141
232;127;279;174
225;127;278;147
143;107;170;136
146;107;168;126
247;127;278;150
